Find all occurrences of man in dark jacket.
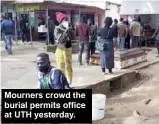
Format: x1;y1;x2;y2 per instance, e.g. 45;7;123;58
1;16;14;54
112;19;118;49
87;18;97;55
153;20;159;57
1;16;5;44
20;16;29;44
37;53;70;89
47;15;55;45
76;15;90;65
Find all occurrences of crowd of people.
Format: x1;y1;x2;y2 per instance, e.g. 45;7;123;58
1;12;159;89
0;15;32;54
36;12;159;89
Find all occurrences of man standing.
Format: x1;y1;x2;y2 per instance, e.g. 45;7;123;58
129;16;142;48
20;16;29;44
36;53;71;89
87;18;97;55
1;16;14;54
47;15;55;45
117;18;128;51
153;20;159;57
76;15;90;65
1;16;5;44
112;19;118;50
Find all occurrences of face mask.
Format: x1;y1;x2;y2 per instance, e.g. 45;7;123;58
62;21;69;28
38;66;49;73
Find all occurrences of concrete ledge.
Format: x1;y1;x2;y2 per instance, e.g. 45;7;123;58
82;81;110;95
129;60;159;70
73;70;137;95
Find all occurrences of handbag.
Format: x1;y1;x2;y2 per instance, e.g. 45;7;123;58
95;29;110;51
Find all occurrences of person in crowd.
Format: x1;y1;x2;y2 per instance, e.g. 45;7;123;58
1;16;5;43
112;19;118;50
124;20;131;49
98;17;116;75
9;17;16;41
36;53;71;89
54;12;74;84
76;15;90;65
153;20;159;57
14;17;19;41
20;16;29;44
129;15;142;48
1;16;14;54
87;18;98;55
47;15;55;45
117;17;128;51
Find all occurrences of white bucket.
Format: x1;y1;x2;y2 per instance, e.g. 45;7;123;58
92;94;106;121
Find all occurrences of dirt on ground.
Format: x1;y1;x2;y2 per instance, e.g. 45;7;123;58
93;63;159;124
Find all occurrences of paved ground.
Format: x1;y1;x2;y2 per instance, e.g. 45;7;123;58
0;41;135;89
93;63;159;124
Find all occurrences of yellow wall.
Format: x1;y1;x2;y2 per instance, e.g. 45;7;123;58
16;4;40;12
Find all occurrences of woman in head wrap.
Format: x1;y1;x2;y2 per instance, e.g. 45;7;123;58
98;17;115;74
54;12;74;84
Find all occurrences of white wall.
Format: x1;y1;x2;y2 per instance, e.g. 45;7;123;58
105;3;120;20
121;1;159;14
62;0;122;9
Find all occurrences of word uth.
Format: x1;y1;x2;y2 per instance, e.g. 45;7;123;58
5;111;75;120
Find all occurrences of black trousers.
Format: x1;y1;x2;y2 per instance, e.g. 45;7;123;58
49;32;54;45
125;35;130;49
89;42;96;55
22;30;29;42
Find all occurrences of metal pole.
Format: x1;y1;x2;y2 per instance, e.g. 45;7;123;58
29;10;33;46
78;6;81;25
46;8;49;45
14;4;18;44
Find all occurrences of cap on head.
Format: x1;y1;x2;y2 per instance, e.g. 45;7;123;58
56;12;68;24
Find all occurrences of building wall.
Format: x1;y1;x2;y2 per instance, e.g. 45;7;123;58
105;2;120;21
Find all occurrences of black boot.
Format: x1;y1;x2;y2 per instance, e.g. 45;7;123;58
102;68;106;75
109;69;113;74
